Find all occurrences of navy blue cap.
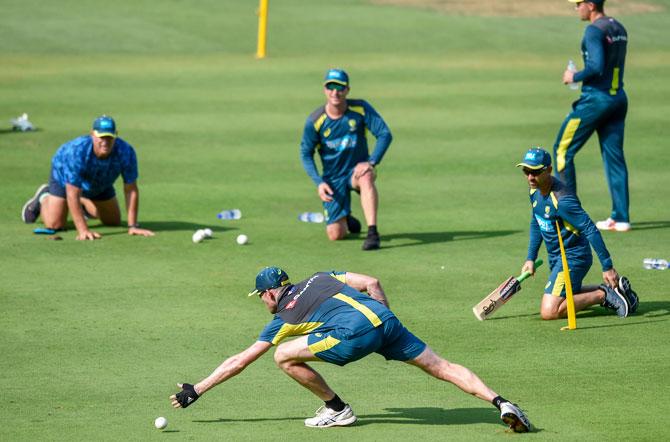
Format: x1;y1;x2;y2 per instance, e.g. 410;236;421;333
248;267;290;297
516;147;552;170
323;69;349;87
92;115;117;138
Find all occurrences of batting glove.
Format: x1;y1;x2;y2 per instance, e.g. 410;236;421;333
176;383;200;408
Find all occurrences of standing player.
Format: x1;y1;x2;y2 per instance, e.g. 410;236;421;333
21;115;154;240
517;147;638;320
300;69;393;250
170;267;532;433
553;0;630;231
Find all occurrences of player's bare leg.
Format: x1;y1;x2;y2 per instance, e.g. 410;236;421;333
41;195;68;230
89;197;122;226
540;286;604;320
273;336;335;400
408;346;531;432
407;346;496;401
352;169;378;227
326;218;347;241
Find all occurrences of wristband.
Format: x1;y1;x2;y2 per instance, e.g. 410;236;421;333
128;223;140;229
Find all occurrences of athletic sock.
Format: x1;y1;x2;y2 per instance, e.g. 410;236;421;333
492;395;509;411
325;394;345;412
38;192;50;204
368;225;378;235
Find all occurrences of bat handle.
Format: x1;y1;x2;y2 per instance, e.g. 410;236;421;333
517;259;544;282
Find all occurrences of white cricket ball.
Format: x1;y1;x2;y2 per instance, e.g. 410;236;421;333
192;230;205;243
202;228;213;238
236;234;248;245
154;416;167;429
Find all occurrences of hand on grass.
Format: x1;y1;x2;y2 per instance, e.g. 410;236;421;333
128;227;155;237
76;230;101;241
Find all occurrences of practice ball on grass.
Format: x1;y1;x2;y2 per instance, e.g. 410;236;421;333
154;416;167;429
202;228;213;238
236;234;248;245
192;230;206;243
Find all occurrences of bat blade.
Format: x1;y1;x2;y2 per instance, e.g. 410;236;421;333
473;276;520;321
472;259;543;321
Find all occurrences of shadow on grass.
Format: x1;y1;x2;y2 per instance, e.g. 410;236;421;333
196;407;541;431
627;220;670;231
62;221;235;236
356;407;499;426
358;230;521;249
0;128;42;135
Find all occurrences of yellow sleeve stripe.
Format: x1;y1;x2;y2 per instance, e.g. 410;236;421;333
271;322;323;345
556;118;581;172
550;192;559;209
313;113;328;132
563;220;579;236
610;67;620;95
331;273;346;283
333;293;382;327
349;105;365;116
308;335;341;354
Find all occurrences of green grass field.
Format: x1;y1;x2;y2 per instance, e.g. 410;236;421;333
2;0;669;440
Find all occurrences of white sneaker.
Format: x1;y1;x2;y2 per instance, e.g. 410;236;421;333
304;404;357;428
500;402;531;433
596;218;631;232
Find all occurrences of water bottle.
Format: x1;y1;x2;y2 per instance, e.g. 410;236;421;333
217;209;241;220
567;60;579;90
643;258;668;270
298;212;324;223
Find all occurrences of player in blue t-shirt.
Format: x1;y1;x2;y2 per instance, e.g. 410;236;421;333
21;116;154;240
169;267;532;433
300;69;393;250
554;0;631;232
516;148;638;320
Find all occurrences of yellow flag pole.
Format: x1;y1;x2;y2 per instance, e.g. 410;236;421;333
256;0;269;59
556;221;577;331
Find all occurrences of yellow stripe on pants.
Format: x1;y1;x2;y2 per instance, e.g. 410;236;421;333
556;118;581;172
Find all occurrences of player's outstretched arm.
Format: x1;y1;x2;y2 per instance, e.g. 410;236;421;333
344;272;389;307
123;182;155;237
170;341;271;409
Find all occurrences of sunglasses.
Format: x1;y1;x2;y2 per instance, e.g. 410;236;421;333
325;83;347;91
522;167;547;177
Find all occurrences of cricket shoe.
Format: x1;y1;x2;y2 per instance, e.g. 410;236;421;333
21;184;49;223
346;215;361;234
500;402;531;433
596;218;631;232
362;232;380;251
304;404;357;428
617;276;639;315
600;284;629;318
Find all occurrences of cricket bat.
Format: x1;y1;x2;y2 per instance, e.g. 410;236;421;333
472;259;544;321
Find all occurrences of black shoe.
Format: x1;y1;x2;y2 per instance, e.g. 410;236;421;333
600;284;629;318
362;232;380;250
617;277;639;314
21;184;49;223
346;215;361;234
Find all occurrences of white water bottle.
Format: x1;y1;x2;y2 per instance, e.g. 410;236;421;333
298;212;324;223
217;209;241;220
643;258;668;270
567;60;579;90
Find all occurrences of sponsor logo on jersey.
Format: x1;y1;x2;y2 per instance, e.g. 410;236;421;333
534;214;553;232
285;273;321;309
348;119;357;132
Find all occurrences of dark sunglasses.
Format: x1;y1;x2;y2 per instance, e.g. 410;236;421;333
325;83;346;91
522;167;547;177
